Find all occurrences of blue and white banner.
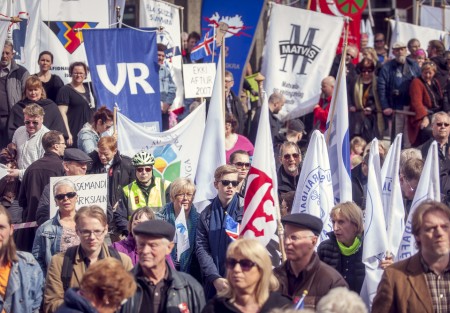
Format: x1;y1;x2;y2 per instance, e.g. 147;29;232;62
380;134;405;258
84;28;161;124
262;4;344;121
140;0;184;110
398;141;440;261
201;0;265;94
193;55;226;212
325;57;352;203
362;138;388;309
174;208;190;261
292;130;334;243
116;102;205;182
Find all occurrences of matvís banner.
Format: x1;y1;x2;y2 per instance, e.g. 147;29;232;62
83;28;161;124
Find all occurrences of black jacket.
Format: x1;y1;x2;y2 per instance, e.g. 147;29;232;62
351;163;367;209
7;98;68;141
249;107;281;145
55;288;97;313
201;292;292;313
317;232;365;293
120;263;206;313
226;90;247;135
277;165;300;196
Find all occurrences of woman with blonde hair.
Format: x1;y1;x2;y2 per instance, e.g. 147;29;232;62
202;238;291;313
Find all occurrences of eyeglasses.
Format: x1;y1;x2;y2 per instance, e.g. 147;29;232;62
283;153;300;160
24;120;39;126
284;234;315;242
55;192;77;201
72;73;85;76
136;167;152;173
436;122;450;127
176;193;194;199
225;258;257;271
361;69;374;73
57;142;66;145
233;162;251;169
375;39;384;43
77;229;106;238
220;180;239;187
225;80;233;83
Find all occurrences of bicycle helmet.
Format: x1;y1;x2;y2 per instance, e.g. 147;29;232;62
132;151;155;166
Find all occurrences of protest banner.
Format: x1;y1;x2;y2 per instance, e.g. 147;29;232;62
84;28;161;124
262;3;344;120
183;63;216;98
420;5;450;33
49;173;108;218
117;101;206;182
201;0;265;94
140;0;184;110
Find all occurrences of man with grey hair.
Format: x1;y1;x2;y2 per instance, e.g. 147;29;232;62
224;70;246;134
377;41;420;143
0;41;30;148
249;91;285;145
420;111;450;165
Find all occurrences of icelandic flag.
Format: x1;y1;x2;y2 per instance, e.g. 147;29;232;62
240;92;281;266
292;130;334;243
174;208;190;261
83;28;161;125
225;214;239;240
398;141;440;261
190;28;216;62
325;53;352;203
361;138;388;308
380;134;405;258
192;52;226;212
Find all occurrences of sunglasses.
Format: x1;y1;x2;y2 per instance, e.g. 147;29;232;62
55;192;77;201
220;180;239;187
25;120;39;126
375;39;384;43
233;162;251;169
283;153;300;160
225;258;257;271
361;69;374;73
136;167;152;173
436;122;450;127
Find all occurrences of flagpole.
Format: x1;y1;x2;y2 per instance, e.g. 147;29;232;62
113;106;118;136
326;17;349;145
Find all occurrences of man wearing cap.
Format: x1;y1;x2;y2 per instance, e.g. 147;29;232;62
35;148;92;226
115;150;171;237
378;41;420;143
274;213;348;309
15;130;66;251
121;219;205;313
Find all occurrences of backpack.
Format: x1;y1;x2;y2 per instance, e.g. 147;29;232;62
61;245;121;292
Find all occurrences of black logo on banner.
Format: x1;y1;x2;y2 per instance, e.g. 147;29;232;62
279;25;321;75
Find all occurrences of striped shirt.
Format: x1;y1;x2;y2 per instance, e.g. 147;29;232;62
12;125;49;180
422;256;450;313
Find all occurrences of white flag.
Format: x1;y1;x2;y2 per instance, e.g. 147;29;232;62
139;0;184;110
361;138;388;308
365;19;374;48
0;21;8;50
325;55;352;203
420;5;450;33
193;55;226;212
261;3;344;120
292;130;334;242
398;141;441;261
116;102;206;181
380;134;405;258
174;208;190;261
241;92;281;266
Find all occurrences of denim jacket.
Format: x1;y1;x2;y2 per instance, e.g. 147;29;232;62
32;212;62;275
0;251;44;313
77;122;99;154
159;65;176;104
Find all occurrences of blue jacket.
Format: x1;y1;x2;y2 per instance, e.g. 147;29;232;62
32;212;63;275
77;123;99;154
377;58;420;110
159;65;176;105
55;288;97;313
0;251;44;313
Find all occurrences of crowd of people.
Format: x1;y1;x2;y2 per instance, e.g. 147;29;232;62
0;23;450;313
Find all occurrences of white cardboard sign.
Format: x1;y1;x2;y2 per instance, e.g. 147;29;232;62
183;63;216;98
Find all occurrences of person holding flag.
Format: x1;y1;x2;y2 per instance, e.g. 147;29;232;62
196;165;244;300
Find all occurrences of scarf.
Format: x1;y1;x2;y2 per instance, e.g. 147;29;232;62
337;237;361;256
353;75;384;134
208;194;240;277
164;202;199;273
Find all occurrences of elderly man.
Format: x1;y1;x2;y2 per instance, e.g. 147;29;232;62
35;148;92;226
8;103;49;180
421;112;450;166
274;213;348;309
378;41;420;143
225;71;246;135
372;201;450;313
121;220;205;312
0;41;29;149
16;130;66;251
277;142;302;196
249;92;285;145
196;164;244;299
